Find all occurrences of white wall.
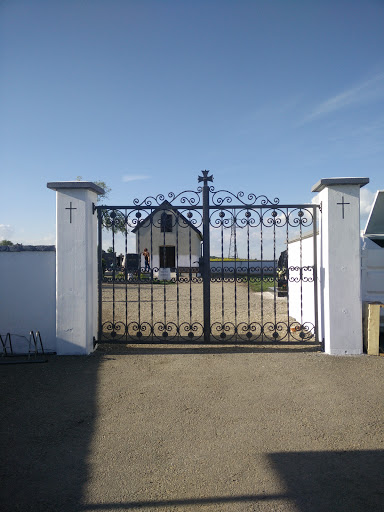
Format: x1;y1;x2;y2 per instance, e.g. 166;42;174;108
0;247;56;353
361;236;384;329
288;236;317;329
54;184;99;355
288;234;384;339
311;180;367;355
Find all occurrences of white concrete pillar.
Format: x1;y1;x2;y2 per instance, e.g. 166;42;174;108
47;182;104;355
312;177;369;355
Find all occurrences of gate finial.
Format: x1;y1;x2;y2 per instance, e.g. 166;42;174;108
198;170;213;185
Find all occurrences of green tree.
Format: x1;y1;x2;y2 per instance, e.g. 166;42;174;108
0;240;14;246
76;176;111;202
76;177;125;233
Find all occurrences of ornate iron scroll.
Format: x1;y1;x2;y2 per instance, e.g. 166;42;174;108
97;174;319;345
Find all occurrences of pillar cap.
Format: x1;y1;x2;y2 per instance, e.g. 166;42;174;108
47;181;105;195
311;177;369;193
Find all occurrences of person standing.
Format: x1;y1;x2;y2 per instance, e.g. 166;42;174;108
143;248;150;271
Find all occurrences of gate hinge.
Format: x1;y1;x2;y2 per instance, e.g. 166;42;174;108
318;201;322;213
92;202;96;214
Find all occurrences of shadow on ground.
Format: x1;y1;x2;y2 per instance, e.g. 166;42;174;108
269;450;384;511
1;351;383;512
79;450;384;511
0;355;100;511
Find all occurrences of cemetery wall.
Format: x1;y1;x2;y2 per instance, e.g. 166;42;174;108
0;246;56;353
361;237;384;329
288;235;318;328
289;233;384;334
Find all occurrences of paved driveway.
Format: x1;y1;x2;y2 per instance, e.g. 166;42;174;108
1;346;383;511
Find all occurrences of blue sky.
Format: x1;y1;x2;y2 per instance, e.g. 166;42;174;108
1;0;383;246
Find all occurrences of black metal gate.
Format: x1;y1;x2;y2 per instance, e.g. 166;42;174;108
96;171;320;344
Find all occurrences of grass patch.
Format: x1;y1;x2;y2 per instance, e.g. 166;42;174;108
210;257;260;262
111;273;175;285
248;279;277;293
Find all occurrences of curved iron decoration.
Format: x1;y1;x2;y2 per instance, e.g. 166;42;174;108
287;208;314;228
132;189;202;207
208;206;314;230
98;173;319;346
211;189;280;207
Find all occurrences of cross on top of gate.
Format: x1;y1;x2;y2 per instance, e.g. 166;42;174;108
198;170;213;185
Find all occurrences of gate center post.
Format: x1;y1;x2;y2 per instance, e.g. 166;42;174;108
199;171;213;342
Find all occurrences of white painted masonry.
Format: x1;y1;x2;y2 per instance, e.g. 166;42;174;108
47;182;104;355
361;190;384;332
362;237;384;306
0;247;56;353
288;234;317;330
312;177;369;355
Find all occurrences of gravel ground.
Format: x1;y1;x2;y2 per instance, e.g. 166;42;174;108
101;281;315;343
1;348;383;511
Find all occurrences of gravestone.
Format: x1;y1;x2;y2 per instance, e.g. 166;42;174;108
158;268;171;281
124;253;139;271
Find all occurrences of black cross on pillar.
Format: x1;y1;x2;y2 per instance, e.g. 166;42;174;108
336;196;350;220
65;202;77;223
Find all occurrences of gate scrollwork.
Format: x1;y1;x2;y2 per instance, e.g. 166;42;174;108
97;173;320;346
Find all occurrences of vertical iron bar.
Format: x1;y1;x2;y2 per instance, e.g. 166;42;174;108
162;212;167;334
286;207;290;341
313;206;319;343
200;171;212;343
137;222;141;334
247;217;250;334
221;213;224;330
234;211;238;340
97;208;103;341
260;210;264;340
189;224;193;333
176;212;180;338
112;211;116;332
300;211;303;330
124;209;128;342
273;210;277;338
150;211;154;341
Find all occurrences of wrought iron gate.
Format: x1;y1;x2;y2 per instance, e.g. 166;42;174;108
96;171;320;344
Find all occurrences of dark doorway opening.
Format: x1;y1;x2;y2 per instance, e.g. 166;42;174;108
159;246;175;268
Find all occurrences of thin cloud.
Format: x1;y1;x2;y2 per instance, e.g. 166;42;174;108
360;188;376;216
303;72;384;123
122;174;150;182
0;224;14;241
